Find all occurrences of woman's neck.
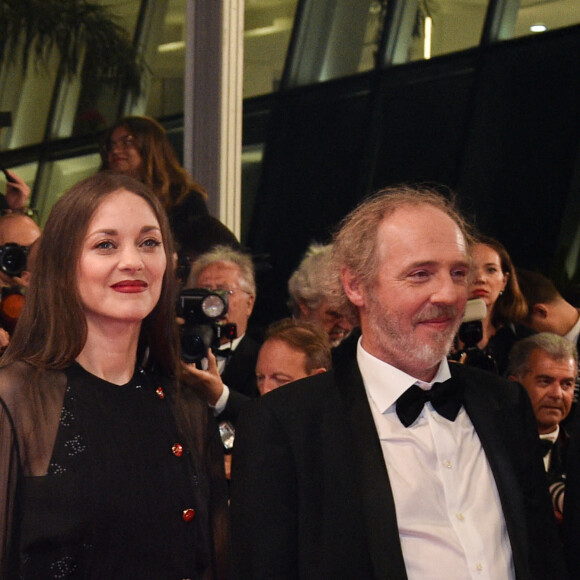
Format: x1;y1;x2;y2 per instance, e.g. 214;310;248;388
76;319;141;385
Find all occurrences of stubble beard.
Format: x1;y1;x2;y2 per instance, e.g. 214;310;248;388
365;295;461;378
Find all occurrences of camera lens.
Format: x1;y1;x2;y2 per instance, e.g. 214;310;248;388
201;294;226;319
0;244;28;277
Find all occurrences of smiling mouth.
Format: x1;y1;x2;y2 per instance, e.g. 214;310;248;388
111;281;147;293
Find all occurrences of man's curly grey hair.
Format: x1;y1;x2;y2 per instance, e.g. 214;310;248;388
287;243;339;317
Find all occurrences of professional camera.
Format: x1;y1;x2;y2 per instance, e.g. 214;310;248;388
452;298;497;372
0;243;29;277
178;288;237;363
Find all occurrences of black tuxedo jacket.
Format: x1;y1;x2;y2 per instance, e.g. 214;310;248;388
231;349;567;579
221;334;261;399
546;427;569;486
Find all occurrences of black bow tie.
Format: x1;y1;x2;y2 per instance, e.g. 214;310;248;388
540;438;554;457
396;378;464;427
216;348;233;359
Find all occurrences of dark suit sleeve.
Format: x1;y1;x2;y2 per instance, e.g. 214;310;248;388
230;399;298;579
217;389;250;426
564;408;580;575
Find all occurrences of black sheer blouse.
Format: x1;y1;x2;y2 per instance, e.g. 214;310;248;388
0;361;228;579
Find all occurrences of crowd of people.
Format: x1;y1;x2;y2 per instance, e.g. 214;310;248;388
1;117;580;578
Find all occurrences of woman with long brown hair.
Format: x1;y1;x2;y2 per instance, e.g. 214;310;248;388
0;172;228;578
466;234;530;374
100;115;239;273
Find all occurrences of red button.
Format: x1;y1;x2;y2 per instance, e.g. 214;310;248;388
172;443;183;457
182;508;195;522
155;387;165;399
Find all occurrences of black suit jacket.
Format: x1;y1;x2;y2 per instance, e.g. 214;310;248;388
546;427;569;486
231;348;567;580
221;334;261;399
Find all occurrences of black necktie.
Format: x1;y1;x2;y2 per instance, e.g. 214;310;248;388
396;378;464;427
540;438;554;457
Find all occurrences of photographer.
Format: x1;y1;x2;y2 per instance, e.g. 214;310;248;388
1;169;31;214
0;214;41;348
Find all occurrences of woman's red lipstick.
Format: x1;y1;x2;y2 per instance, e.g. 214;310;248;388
111;280;147;293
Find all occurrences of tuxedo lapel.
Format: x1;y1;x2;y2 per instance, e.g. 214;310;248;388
455;368;529;576
334;355;408;580
221;335;260;397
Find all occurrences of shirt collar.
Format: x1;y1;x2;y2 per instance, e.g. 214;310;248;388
217;333;245;355
356;335;451;414
564;310;580;344
539;425;559;444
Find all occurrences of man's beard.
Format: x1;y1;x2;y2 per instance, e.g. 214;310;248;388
365;295;461;377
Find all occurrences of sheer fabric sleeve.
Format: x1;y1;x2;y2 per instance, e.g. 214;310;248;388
0;391;20;576
0;363;66;576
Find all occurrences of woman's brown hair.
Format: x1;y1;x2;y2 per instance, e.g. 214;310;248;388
100;115;207;210
1;172;180;376
473;234;528;328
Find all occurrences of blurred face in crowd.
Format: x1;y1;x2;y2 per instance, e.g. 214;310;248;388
106;126;143;179
195;261;255;343
77;189;166;330
342;204;469;382
256;338;325;395
511;348;576;434
299;299;353;347
468;243;508;311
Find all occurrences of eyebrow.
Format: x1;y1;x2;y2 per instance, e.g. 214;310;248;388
406;259;470;270
88;225;161;237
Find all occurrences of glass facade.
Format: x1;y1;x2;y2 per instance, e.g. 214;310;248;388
512;0;580;39
0;0;579;225
244;0;299;97
406;1;490;63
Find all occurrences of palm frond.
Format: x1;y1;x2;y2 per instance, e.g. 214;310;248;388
0;0;143;96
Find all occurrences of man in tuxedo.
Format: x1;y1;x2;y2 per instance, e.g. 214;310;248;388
230;186;567;579
517;269;580;410
187;245;261;401
509;332;577;521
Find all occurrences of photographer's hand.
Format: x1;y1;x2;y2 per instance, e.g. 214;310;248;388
182;349;225;406
5;170;31;211
0;327;9;351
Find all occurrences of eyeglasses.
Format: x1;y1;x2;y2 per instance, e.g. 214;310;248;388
204;286;252;297
102;135;136;154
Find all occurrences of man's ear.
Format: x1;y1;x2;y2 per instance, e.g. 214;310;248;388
507;374;518;383
532;303;549;319
308;367;327;377
298;300;310;318
246;293;256;316
341;267;365;307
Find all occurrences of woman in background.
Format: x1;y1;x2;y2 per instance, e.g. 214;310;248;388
100;115;239;276
467;234;529;374
0;173;228;578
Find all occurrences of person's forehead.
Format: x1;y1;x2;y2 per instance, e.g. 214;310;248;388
0;218;41;246
112;126;131;137
259;339;307;367
529;349;577;376
198;261;241;282
377;205;467;259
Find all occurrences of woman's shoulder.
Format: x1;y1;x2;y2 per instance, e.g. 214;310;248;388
0;361;67;408
171;187;210;217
